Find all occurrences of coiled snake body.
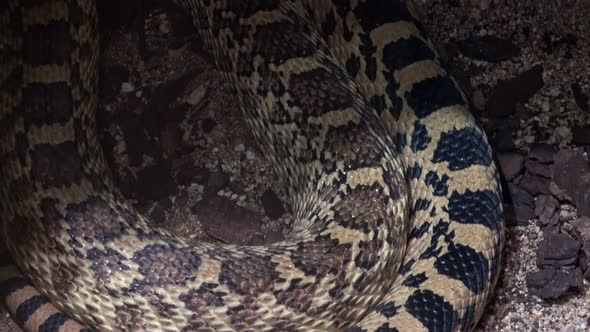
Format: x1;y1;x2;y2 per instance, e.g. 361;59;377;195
0;0;504;331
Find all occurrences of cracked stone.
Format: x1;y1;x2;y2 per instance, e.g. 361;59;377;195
528;143;556;164
535;195;560;227
551;150;590;217
497;152;525;181
525;159;553;178
526;267;583;300
536;232;580;268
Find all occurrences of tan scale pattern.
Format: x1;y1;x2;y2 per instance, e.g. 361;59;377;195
0;0;504;331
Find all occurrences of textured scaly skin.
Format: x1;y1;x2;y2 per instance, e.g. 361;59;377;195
0;0;504;331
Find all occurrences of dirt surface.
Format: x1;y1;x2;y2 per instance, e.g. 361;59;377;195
2;0;590;331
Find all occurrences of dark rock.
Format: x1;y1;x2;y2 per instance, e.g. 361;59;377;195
229;181;245;195
518;172;551;195
164;2;197;41
497;152;525;181
193;196;263;245
132;161;177;201
494;125;516;152
535;195;560;227
572;126;590;145
486;65;544;117
264;228;285;244
148;203;167;225
542;32;579;55
146;70;199;123
504;203;534;225
571;217;590;280
456;35;521;62
99;64;130;102
572;217;590;242
97;0;142;31
160;122;183;159
526;267;583;300
176;166;209;186
260;189;285;219
201;118;217;133
436;41;459;64
507;183;534;208
536;232;580;268
118;109;157;167
572;83;589;113
525;159;553;178
551;150;590;217
206;171;230;193
528;143;556;164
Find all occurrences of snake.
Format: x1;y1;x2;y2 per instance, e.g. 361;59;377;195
0;0;505;331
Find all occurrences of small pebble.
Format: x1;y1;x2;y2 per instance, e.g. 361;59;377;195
542;101;550;112
560;324;575;332
245;151;256;160
121;82;134;93
472;89;486;110
234;143;245;152
185;85;207;105
549;87;561;97
555;126;572;141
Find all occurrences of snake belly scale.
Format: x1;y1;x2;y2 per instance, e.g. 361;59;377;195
0;0;504;331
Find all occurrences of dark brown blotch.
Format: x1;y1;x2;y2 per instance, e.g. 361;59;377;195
86;247;129;282
288;66;353;116
23;20;72;66
218;254;280;296
30;142;83;188
131;243;201;288
179;282;226;315
65;196;131;245
22;82;73;126
291;236;352;278
332;184;389;234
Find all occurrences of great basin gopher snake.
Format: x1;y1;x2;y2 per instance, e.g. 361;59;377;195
0;0;504;331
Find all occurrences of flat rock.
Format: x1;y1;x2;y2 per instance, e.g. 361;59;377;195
535;195;560;227
571;83;589;113
571;217;590;279
494;125;516;152
536;232;580;268
518;172;552;195
528;143;556;164
456;35;521;62
260;189;285;220
497;152;525;181
572;126;590;145
526;267;583;300
206;170;230;193
132;161;177;201
525;159;553;178
504;203;534;225
486;64;544;117
193;195;263;245
551;150;590;217
507;183;534;208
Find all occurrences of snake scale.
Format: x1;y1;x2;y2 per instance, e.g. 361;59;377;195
0;0;504;331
